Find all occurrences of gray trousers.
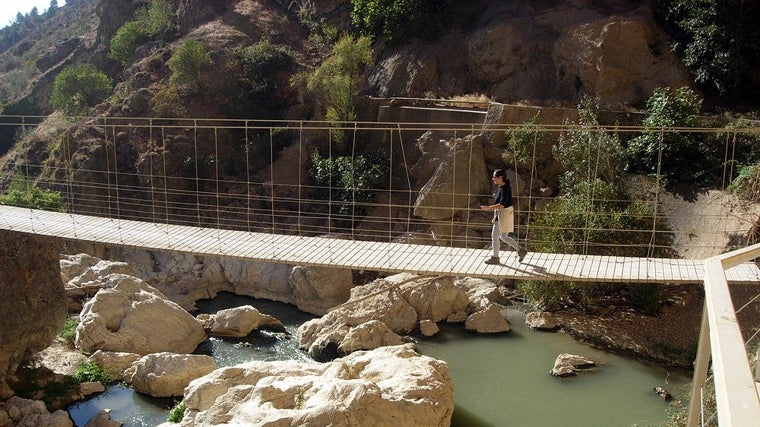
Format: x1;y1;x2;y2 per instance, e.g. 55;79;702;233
491;223;520;257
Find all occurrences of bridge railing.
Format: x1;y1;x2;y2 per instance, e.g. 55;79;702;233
1;115;754;259
688;242;760;426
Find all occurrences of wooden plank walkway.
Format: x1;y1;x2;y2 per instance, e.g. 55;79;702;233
2;204;759;284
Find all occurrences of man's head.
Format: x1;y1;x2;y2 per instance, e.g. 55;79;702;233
492;169;507;185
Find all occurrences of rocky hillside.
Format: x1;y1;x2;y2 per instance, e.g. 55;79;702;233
0;1;694;121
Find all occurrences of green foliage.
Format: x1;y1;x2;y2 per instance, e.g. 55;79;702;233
662;0;760;100
109;21;149;64
555;96;626;193
0;179;65;211
305;34;371;152
168;39;211;92
626;86;707;186
729;164;760;202
73;361;112;384
151;84;188;117
167;400;186;423
59;315;78;343
109;0;174;64
309;150;389;219
350;0;476;44
230;39;297;118
504;115;550;171
51;63;112;116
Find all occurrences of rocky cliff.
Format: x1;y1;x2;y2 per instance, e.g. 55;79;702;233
0;231;66;398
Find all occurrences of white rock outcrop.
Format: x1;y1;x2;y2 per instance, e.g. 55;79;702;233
126;352;217;397
173;344;453;426
75;274;206;355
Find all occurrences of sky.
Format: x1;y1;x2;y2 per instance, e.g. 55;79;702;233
0;0;67;28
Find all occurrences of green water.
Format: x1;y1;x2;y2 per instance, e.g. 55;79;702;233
68;295;690;426
417;310;690;427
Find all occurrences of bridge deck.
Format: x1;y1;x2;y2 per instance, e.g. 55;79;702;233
2;205;759;284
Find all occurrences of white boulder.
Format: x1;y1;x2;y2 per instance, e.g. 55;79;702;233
126;352;217;397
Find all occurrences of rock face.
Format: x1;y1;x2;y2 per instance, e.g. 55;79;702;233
175;344;454;426
0;231;66;393
368;2;690;107
75;273;206;355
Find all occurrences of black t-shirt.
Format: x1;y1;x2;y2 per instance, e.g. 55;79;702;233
494;181;513;208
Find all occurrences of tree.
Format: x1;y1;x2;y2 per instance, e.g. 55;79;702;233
51;63;112;116
168;39;211;92
49;0;59;13
305;34;371;152
662;0;760;101
626;86;708;186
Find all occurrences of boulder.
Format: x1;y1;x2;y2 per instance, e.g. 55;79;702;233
126;352;217;398
176;344;453;426
420;320;440;337
526;312;560;330
413;135;490;222
338;320;404;354
198;305;285;337
0;396;72;427
84;409;122;427
289;265;353;315
75;274;206;355
550;353;596;377
465;304;511;333
88;350;141;380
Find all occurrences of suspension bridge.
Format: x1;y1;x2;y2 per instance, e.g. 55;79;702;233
1;113;760;425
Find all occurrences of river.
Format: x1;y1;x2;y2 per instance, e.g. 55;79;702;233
67;292;690;426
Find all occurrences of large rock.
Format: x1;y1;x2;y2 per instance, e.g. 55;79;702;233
0;396;72;427
126;352;217;397
198;305;284;337
297;273;469;359
75;274;206;355
413;134;490;221
0;231;66;392
289;265;354;315
172;344;453;426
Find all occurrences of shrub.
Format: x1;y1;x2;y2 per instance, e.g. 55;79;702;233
0;179;65;211
661;0;760;100
626;87;708;186
109;20;149;64
305;35;371;152
51;63;112;116
168;39;211;92
503;114;550;172
109;0;174;64
167;400;186;423
350;0;478;44
309;150;389;221
59;315;78;343
73;361;112;384
555;96;626;193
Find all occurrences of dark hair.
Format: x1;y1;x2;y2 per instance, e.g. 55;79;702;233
493;169;507;179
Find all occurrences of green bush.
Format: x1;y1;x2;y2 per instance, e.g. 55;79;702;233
305;35;371;152
109;20;149;64
310;150;389;220
51;63;112;116
109;0;174;64
230;39;297;118
0;179;65;211
661;0;760;100
73;361;112;384
167;400;186;423
350;0;477;44
59;316;78;343
626;87;708;186
555;96;626;193
168;39;211;92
